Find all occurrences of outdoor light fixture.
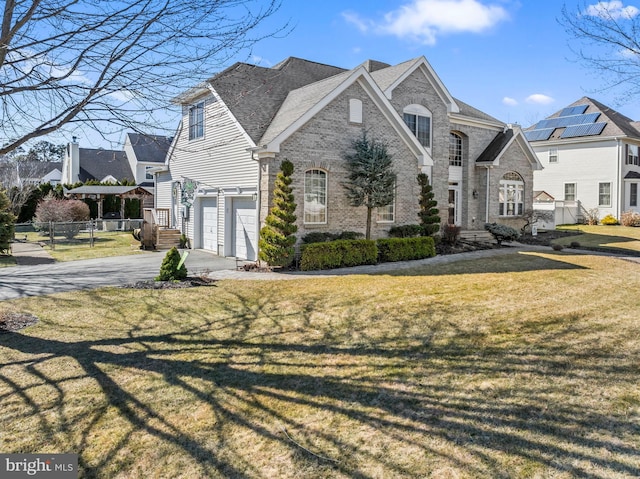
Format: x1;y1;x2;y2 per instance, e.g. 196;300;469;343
472;189;478;199
252;193;258;201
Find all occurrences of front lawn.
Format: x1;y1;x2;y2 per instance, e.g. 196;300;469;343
1;251;639;478
22;230;145;261
555;224;640;254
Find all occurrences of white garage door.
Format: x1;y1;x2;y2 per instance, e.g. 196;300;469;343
201;198;218;252
232;199;257;260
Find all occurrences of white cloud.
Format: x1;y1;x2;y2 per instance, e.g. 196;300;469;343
343;0;509;45
584;1;640;19
503;97;518;106
526;94;555;105
251;55;273;67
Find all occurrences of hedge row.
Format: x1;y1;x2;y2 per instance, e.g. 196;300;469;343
299;236;436;271
377;237;436;263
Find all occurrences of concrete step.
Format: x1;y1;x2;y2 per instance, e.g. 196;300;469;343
459;230;494;243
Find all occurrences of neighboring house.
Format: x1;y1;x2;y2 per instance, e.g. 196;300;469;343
61;133;171;187
123;133;173;187
156;56;542;260
16;161;62;186
526;97;640;224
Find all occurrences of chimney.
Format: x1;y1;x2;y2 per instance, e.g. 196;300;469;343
65;137;80;183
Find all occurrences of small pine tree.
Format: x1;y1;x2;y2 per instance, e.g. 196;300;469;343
156;247;187;281
0;190;16;255
343;132;396;239
417;173;440;236
258;159;298;267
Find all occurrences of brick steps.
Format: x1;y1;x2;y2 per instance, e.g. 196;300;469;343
459;230;494;243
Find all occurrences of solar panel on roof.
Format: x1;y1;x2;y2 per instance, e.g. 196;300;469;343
536;112;600;130
560;122;607;138
524;128;555;141
559;105;588;117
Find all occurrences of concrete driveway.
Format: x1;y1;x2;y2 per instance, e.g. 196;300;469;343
0;248;237;301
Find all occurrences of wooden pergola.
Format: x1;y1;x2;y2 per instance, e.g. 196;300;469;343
65;185;154;219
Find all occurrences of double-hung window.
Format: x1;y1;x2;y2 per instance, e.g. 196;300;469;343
188;101;205;140
549;147;558;164
599;182;612;207
631;183;638;207
564;183;576;201
304;169;327;224
403;104;431;148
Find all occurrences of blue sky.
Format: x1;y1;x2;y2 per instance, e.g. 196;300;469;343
46;0;640;148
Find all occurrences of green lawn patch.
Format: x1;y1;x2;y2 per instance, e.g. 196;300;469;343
0;255;17;267
1;251;639;478
22;230;145;261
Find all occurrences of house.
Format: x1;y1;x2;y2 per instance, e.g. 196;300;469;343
156;56;542;260
62;133;171;187
526;97;640;224
4;161;62;186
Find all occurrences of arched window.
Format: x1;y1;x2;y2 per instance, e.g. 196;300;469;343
449;132;463;166
304;169;327;224
499;172;524;216
403;104;431;148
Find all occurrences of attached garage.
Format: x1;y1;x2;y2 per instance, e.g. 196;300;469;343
231;198;257;260
200;198;218;252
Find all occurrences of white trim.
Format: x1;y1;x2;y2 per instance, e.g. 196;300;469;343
261;67;431;166
384;58;459;114
449;113;504;130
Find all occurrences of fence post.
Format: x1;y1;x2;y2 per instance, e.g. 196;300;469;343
49;221;55;250
90;220;94;248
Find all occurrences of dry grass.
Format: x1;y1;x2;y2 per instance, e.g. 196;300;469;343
22;230;144;261
1;251;639;478
556;225;640;254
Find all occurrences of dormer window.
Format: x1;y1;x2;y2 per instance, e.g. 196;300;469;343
188;101;205;140
403;104;431;148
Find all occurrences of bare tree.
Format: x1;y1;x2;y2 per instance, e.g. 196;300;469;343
1;0;286;155
560;1;640;100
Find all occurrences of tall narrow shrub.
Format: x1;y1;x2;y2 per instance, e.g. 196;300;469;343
417;173;440;236
342;131;396;239
259;159;297;267
0;190;16;254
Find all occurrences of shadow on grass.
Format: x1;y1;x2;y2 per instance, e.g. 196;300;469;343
385;251;589;277
0;287;639;478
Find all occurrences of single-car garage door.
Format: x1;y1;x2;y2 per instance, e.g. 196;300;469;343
232;198;257;260
201;198;218;252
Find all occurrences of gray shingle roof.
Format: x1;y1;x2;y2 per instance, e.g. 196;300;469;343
369;58;420;91
127;133;172;163
526;97;640;141
78;148;133;183
476;128;514;164
453;98;504;124
260;70;355;145
208;57;346;144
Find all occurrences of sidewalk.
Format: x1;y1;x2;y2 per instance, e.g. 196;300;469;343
10;241;55;266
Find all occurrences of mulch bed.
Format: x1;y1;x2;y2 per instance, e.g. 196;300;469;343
0;312;39;333
121;276;218;290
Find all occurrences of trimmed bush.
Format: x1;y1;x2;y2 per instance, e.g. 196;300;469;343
621;210;640;227
552;243;564;251
300;239;377;271
0;190;16;255
301;231;364;244
600;214;619;225
484;222;520;245
441;224;461;245
377;237;436;263
156;247;187;281
388;224;424;238
570;241;581;248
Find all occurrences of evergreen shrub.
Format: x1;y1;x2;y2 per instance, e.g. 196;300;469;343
388;224;424;238
300;239;377;271
156;247;187;281
484;222;520;245
377;237;436;263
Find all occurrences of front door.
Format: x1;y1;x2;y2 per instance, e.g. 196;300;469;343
448;184;461;226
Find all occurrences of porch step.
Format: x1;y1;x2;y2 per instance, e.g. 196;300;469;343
156;229;182;250
459;230;494;243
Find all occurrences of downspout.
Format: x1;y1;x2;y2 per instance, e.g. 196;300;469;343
616;138;622;219
485;166;491;223
250;148;261;263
